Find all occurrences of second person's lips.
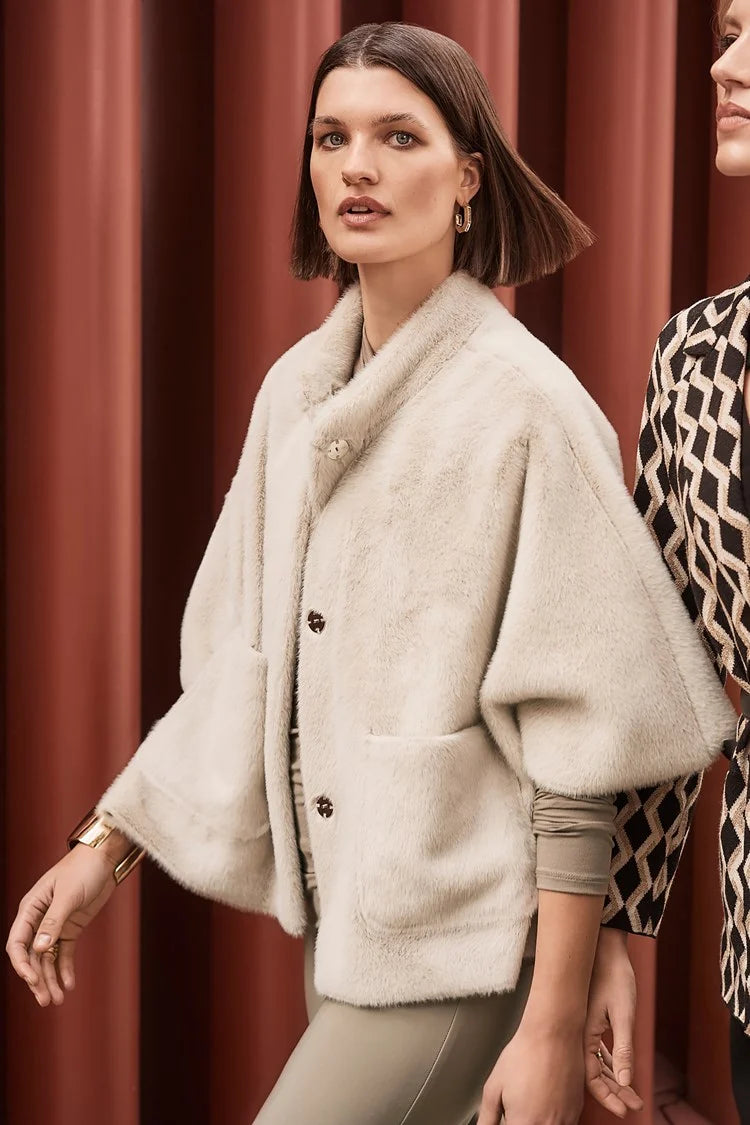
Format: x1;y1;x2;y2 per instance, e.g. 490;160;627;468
717;101;750;121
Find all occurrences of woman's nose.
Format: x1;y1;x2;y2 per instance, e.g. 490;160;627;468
712;40;750;89
341;141;378;185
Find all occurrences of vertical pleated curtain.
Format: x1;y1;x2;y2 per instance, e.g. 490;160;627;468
3;2;750;1123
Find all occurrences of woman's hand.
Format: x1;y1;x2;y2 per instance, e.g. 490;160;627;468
477;1016;585;1125
583;927;643;1116
6;840;125;1007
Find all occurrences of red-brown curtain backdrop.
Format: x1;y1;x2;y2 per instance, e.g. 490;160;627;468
3;1;750;1123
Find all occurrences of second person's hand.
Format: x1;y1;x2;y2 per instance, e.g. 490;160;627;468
584;927;643;1116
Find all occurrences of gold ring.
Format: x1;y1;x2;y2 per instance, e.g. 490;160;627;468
45;942;59;963
596;1048;604;1064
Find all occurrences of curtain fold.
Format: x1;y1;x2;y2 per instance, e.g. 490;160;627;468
3;2;142;1124
4;2;750;1123
138;3;215;1122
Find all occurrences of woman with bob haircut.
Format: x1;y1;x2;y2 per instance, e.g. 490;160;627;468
585;1;750;1119
6;21;736;1125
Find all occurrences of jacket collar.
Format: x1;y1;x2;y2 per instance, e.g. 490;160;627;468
683;277;750;359
299;270;503;517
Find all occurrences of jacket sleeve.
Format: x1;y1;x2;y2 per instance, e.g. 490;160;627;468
479;360;735;802
603;337;728;935
94;381;273;899
178;380;270;690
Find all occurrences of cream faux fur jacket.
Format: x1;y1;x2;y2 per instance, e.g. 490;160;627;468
100;270;735;1006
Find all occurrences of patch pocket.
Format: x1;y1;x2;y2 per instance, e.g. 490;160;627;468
355;723;535;935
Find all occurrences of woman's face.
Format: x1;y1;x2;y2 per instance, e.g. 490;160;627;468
309;65;481;273
712;0;750;175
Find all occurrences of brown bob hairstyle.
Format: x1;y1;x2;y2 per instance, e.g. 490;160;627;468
290;22;593;290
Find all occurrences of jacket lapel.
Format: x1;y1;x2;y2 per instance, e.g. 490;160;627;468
675;279;750;680
298;271;500;518
678;280;750;532
679;282;750;471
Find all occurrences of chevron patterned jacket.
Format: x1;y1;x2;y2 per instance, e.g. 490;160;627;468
604;277;750;1033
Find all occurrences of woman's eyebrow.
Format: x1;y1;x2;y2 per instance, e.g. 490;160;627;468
309;111;430;133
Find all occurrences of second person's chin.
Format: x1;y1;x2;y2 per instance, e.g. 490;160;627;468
716;141;750;177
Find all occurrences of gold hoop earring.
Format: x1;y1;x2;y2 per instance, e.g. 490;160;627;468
455;202;472;234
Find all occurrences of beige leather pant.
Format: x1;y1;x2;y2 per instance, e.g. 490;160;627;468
252;731;534;1125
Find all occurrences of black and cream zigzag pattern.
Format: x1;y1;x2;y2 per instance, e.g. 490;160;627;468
603;279;750;1033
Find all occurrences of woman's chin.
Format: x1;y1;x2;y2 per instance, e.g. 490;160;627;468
331;245;404;267
715;143;750;177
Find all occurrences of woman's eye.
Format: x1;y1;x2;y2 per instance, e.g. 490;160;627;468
319;132;345;148
718;34;738;55
390;131;415;147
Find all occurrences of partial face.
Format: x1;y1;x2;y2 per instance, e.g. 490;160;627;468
309;65;481;271
712;0;750;175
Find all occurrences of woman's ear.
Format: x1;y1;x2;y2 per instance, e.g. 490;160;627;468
460;152;483;202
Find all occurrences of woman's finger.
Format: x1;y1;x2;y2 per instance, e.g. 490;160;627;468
57;938;76;992
40;947;65;1005
609;1005;635;1088
597;1071;635;1107
27;948;51;1007
585;1071;628;1118
6;915;39;986
598;1058;618;1083
597;1067;642;1107
599;1042;614;1069
33;906;66;956
585;1051;627;1118
617;1083;644;1112
597;1042;643;1110
599;1071;643;1113
598;1072;625;1096
32;886;83;964
25;887;77;1004
586;1047;644;1116
6;900;44;981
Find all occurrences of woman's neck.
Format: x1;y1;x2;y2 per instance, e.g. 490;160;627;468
357;251;453;353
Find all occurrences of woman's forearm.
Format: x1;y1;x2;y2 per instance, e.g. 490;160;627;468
521;889;605;1031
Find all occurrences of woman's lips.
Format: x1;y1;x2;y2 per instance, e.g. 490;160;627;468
339;210;390;227
717;103;750;132
718;114;750;132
